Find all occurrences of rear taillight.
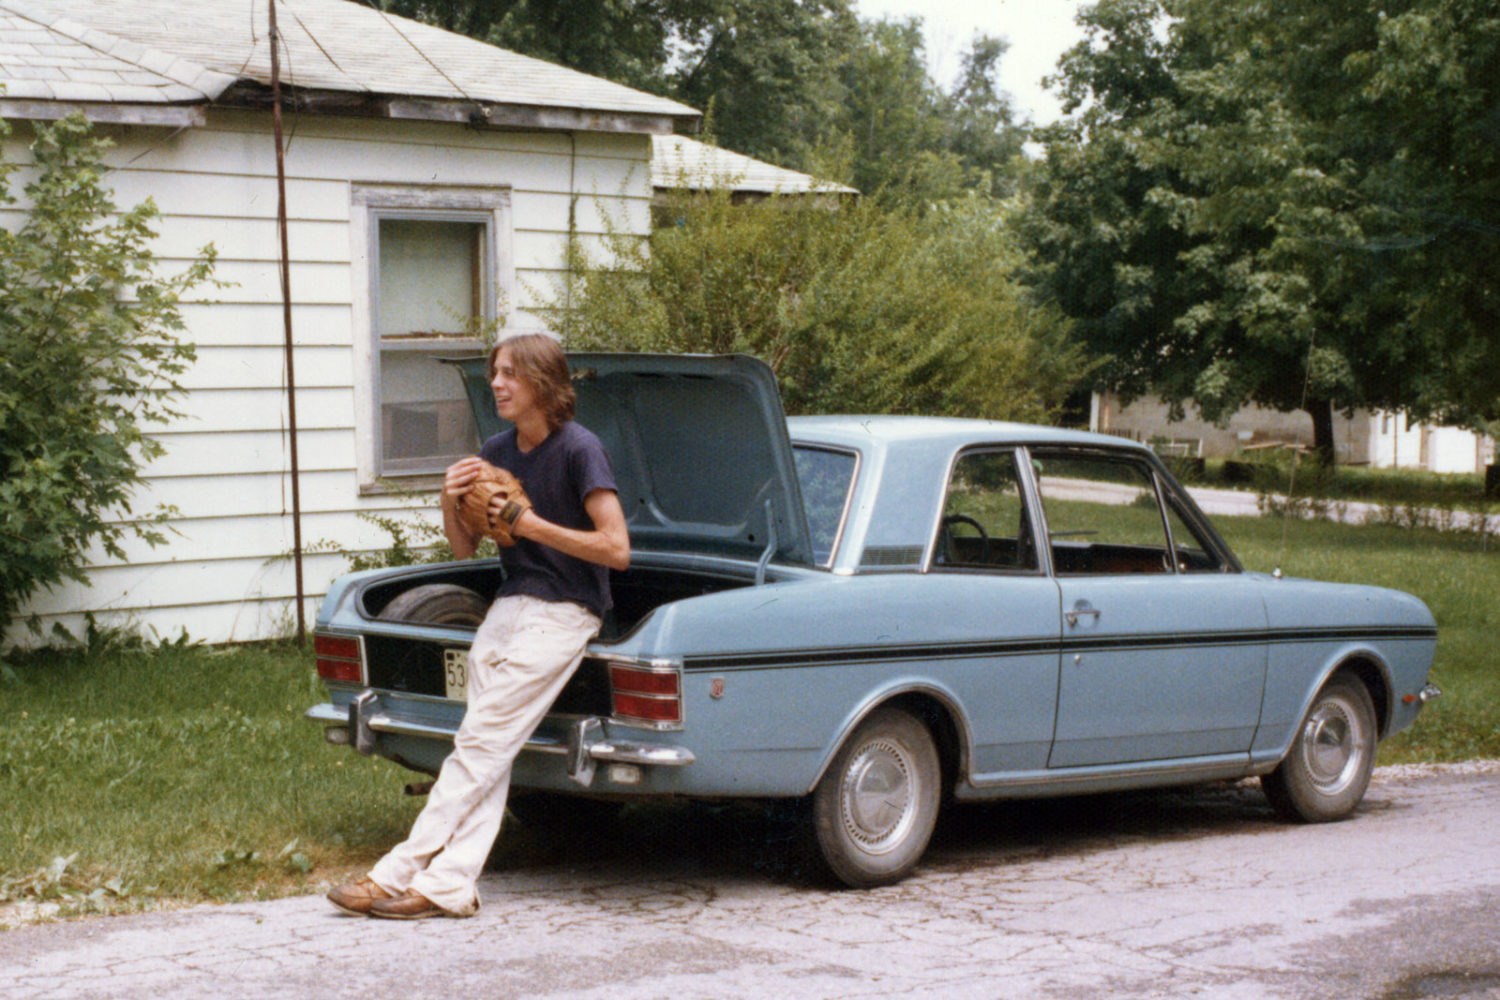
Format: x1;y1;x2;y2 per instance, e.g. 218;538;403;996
609;663;682;727
314;632;363;684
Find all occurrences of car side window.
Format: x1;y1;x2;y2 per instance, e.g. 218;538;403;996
1161;489;1224;572
1032;451;1173;575
935;450;1039;572
793;445;857;567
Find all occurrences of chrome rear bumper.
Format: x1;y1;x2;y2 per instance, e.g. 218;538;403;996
305;696;694;788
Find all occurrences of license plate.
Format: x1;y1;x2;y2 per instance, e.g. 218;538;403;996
443;648;469;702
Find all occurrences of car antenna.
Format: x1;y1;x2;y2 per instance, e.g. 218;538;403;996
1274;331;1322;580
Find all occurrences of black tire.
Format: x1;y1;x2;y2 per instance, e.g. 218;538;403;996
1262;674;1377;823
376;583;489;626
811;707;941;888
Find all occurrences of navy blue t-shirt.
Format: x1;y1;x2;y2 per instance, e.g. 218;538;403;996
480;421;617;617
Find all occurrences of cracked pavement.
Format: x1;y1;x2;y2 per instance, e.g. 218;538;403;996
4;766;1498;1000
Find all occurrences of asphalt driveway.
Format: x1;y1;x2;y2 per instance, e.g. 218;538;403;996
4;764;1499;1000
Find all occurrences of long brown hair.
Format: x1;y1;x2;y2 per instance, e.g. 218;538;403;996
487;333;576;430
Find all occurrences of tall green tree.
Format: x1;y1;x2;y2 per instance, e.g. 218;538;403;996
375;0;1029;201
831;19;1027;203
1023;0;1500;459
671;0;859;167
0;116;215;646
376;0;861;166
374;0;675;91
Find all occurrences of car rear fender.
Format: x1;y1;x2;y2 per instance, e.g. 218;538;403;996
805;681;972;796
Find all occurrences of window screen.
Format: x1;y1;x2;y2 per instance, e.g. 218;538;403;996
375;218;487;475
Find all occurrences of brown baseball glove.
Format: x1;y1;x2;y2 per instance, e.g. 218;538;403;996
455;461;531;547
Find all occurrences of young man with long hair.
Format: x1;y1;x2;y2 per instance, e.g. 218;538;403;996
328;333;629;919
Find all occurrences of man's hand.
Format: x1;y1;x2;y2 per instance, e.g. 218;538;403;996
441;456;488;558
454;462;531;547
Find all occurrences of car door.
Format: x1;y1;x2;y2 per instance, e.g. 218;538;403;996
927;447;1061;775
1031;448;1268;768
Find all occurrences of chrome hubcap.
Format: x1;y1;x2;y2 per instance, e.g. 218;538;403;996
1302;697;1365;794
841;738;916;855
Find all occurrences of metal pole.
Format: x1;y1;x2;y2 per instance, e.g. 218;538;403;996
268;0;306;644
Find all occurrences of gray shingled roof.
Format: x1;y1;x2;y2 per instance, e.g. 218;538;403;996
0;2;234;103
652;135;858;196
1;0;698;127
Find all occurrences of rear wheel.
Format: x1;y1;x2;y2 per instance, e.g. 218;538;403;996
1262;674;1377;822
376;583;488;627
811;707;940;888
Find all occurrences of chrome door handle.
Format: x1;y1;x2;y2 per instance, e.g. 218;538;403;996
1064;607;1102;626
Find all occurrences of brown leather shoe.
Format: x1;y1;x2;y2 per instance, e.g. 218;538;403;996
326;877;391;916
368;890;448;920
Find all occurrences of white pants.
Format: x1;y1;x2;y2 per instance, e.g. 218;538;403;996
368;594;600;915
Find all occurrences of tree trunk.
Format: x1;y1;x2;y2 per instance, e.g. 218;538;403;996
1306;397;1336;467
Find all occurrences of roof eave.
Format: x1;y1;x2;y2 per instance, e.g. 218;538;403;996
0;97;205;126
217;82;696;135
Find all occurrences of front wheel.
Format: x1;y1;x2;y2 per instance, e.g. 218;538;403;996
811;707;941;888
1262;674;1377;823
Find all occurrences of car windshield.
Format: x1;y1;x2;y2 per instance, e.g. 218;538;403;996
793;444;857;566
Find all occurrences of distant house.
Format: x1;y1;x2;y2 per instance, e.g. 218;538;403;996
1093;393;1496;473
0;0;697;643
650;133;857;207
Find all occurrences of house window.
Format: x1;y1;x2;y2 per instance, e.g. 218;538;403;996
375;217;486;474
353;186;513;485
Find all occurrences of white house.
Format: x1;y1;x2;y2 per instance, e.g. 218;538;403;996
0;0;698;644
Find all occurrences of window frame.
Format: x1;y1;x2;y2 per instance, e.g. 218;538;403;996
350;183;515;491
925;446;1047;577
1026;444;1242;577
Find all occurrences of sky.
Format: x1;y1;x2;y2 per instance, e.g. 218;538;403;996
852;0;1088;125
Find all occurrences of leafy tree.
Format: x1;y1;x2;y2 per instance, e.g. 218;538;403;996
1022;0;1500;460
0;116;215;647
375;0;1028;201
375;0;861;165
373;0;677;92
1187;0;1500;432
939;34;1029;197
672;0;859;168
827;19;1027;204
548;189;1083;421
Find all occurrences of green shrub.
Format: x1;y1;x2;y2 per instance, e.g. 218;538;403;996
0;115;217;648
550;190;1086;422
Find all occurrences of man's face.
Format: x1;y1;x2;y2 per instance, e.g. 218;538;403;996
490;348;538;423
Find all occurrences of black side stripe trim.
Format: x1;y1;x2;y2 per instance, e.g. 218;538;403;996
681;625;1436;672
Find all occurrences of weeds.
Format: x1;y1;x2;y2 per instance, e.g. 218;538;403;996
297;488;498;574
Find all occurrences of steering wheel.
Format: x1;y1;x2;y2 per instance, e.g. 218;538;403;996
940;513;990;565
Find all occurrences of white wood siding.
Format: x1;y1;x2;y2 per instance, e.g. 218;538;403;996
10;110;653;644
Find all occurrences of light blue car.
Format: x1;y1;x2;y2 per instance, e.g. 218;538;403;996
308;354;1439;886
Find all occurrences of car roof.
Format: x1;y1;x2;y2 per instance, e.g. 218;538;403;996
787;415;1152;454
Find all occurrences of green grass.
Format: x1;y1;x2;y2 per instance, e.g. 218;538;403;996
1216;513;1499;764
0;641;422;920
